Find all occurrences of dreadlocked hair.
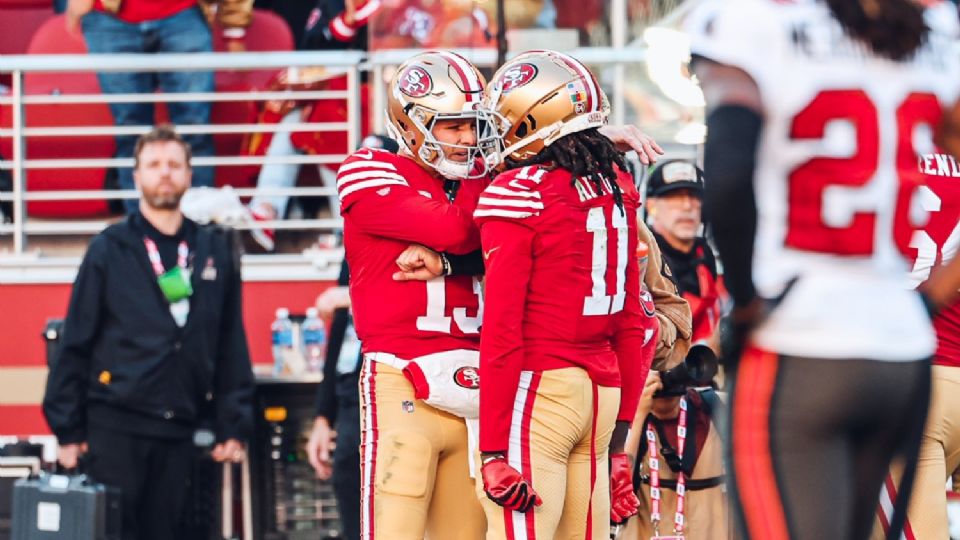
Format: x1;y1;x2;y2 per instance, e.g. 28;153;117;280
507;128;629;214
825;0;928;62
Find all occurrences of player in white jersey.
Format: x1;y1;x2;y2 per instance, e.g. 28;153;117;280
687;1;960;538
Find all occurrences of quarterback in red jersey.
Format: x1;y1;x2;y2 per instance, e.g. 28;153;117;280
474;50;656;539
339;50;499;540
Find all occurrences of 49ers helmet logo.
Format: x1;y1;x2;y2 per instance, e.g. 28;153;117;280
499;63;538;93
398;66;433;98
453;367;480;389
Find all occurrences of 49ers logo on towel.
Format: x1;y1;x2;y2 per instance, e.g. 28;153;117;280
453;367;480;389
399;66;433;98
499;63;538;93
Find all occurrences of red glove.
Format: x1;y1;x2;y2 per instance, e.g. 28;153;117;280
481;456;542;513
610;452;640;523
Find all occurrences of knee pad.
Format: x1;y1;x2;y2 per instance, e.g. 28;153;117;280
375;431;434;498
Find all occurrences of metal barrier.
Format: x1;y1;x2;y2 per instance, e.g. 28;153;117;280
0;46;655;255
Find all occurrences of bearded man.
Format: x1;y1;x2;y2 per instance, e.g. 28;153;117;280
43;124;255;540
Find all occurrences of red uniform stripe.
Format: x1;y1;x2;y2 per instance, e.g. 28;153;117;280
732;346;789;540
360;360;378;539
882;475;917;540
521;372;542;538
876;499;892;534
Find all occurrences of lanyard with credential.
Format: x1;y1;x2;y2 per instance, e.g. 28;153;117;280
144;237;192;327
144;237;188;276
647;396;688;539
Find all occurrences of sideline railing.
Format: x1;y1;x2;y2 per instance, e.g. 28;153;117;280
0;47;651;256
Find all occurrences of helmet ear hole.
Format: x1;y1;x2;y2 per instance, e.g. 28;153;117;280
515;121;529;139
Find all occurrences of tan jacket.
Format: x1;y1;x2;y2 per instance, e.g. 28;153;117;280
638;218;692;371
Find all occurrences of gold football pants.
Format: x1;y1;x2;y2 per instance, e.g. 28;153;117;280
359;359;485;539
873;365;960;540
479;367;620;540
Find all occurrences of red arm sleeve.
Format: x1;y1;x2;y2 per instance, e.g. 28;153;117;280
338;156;480;254
344;188;480;254
478;219;535;453
612;213;655;423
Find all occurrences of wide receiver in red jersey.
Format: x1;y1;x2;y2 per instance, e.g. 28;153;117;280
473;50;656;539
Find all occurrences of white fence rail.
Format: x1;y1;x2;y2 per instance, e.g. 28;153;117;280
0;47;650;254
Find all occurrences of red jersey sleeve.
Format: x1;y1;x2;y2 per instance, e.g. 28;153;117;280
613;175;654;422
337;150;481;254
476;218;535;453
474;171;543;453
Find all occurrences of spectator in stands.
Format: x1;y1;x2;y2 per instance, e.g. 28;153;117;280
65;0;252;214
645;160;724;346
42;125;255;540
369;0;493;49
242;0;377;250
245;128;395;250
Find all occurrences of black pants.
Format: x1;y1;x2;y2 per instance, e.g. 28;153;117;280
728;348;930;540
332;373;361;540
86;426;196;540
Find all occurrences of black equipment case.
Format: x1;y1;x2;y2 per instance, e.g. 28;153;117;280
11;473;120;540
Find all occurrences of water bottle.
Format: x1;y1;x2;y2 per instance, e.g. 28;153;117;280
271;307;294;376
337;314;362;375
301;307;327;373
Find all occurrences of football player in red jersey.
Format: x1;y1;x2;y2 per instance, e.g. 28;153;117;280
473;50;657;540
688;0;960;539
339;50;498;540
341;50;663;540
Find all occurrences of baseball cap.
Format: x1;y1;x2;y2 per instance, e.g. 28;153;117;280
646;160;705;198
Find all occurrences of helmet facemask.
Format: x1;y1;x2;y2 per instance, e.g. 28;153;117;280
400;104;501;180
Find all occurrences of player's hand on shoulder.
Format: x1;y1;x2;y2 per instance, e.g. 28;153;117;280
597;124;664;165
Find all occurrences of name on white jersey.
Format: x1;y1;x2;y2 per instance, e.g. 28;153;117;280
919;153;960;178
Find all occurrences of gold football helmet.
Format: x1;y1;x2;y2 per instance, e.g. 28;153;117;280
385;51;499;179
484;50;610;163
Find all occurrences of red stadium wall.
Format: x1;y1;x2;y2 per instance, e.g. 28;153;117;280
0;279;334;436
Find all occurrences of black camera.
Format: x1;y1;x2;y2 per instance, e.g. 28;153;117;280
655;344;719;397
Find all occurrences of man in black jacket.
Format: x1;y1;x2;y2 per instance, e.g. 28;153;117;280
42;125;255;540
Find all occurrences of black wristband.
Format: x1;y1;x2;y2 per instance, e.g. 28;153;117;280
445;249;485;276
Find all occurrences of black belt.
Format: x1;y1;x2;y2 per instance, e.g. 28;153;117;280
639;475;724;491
